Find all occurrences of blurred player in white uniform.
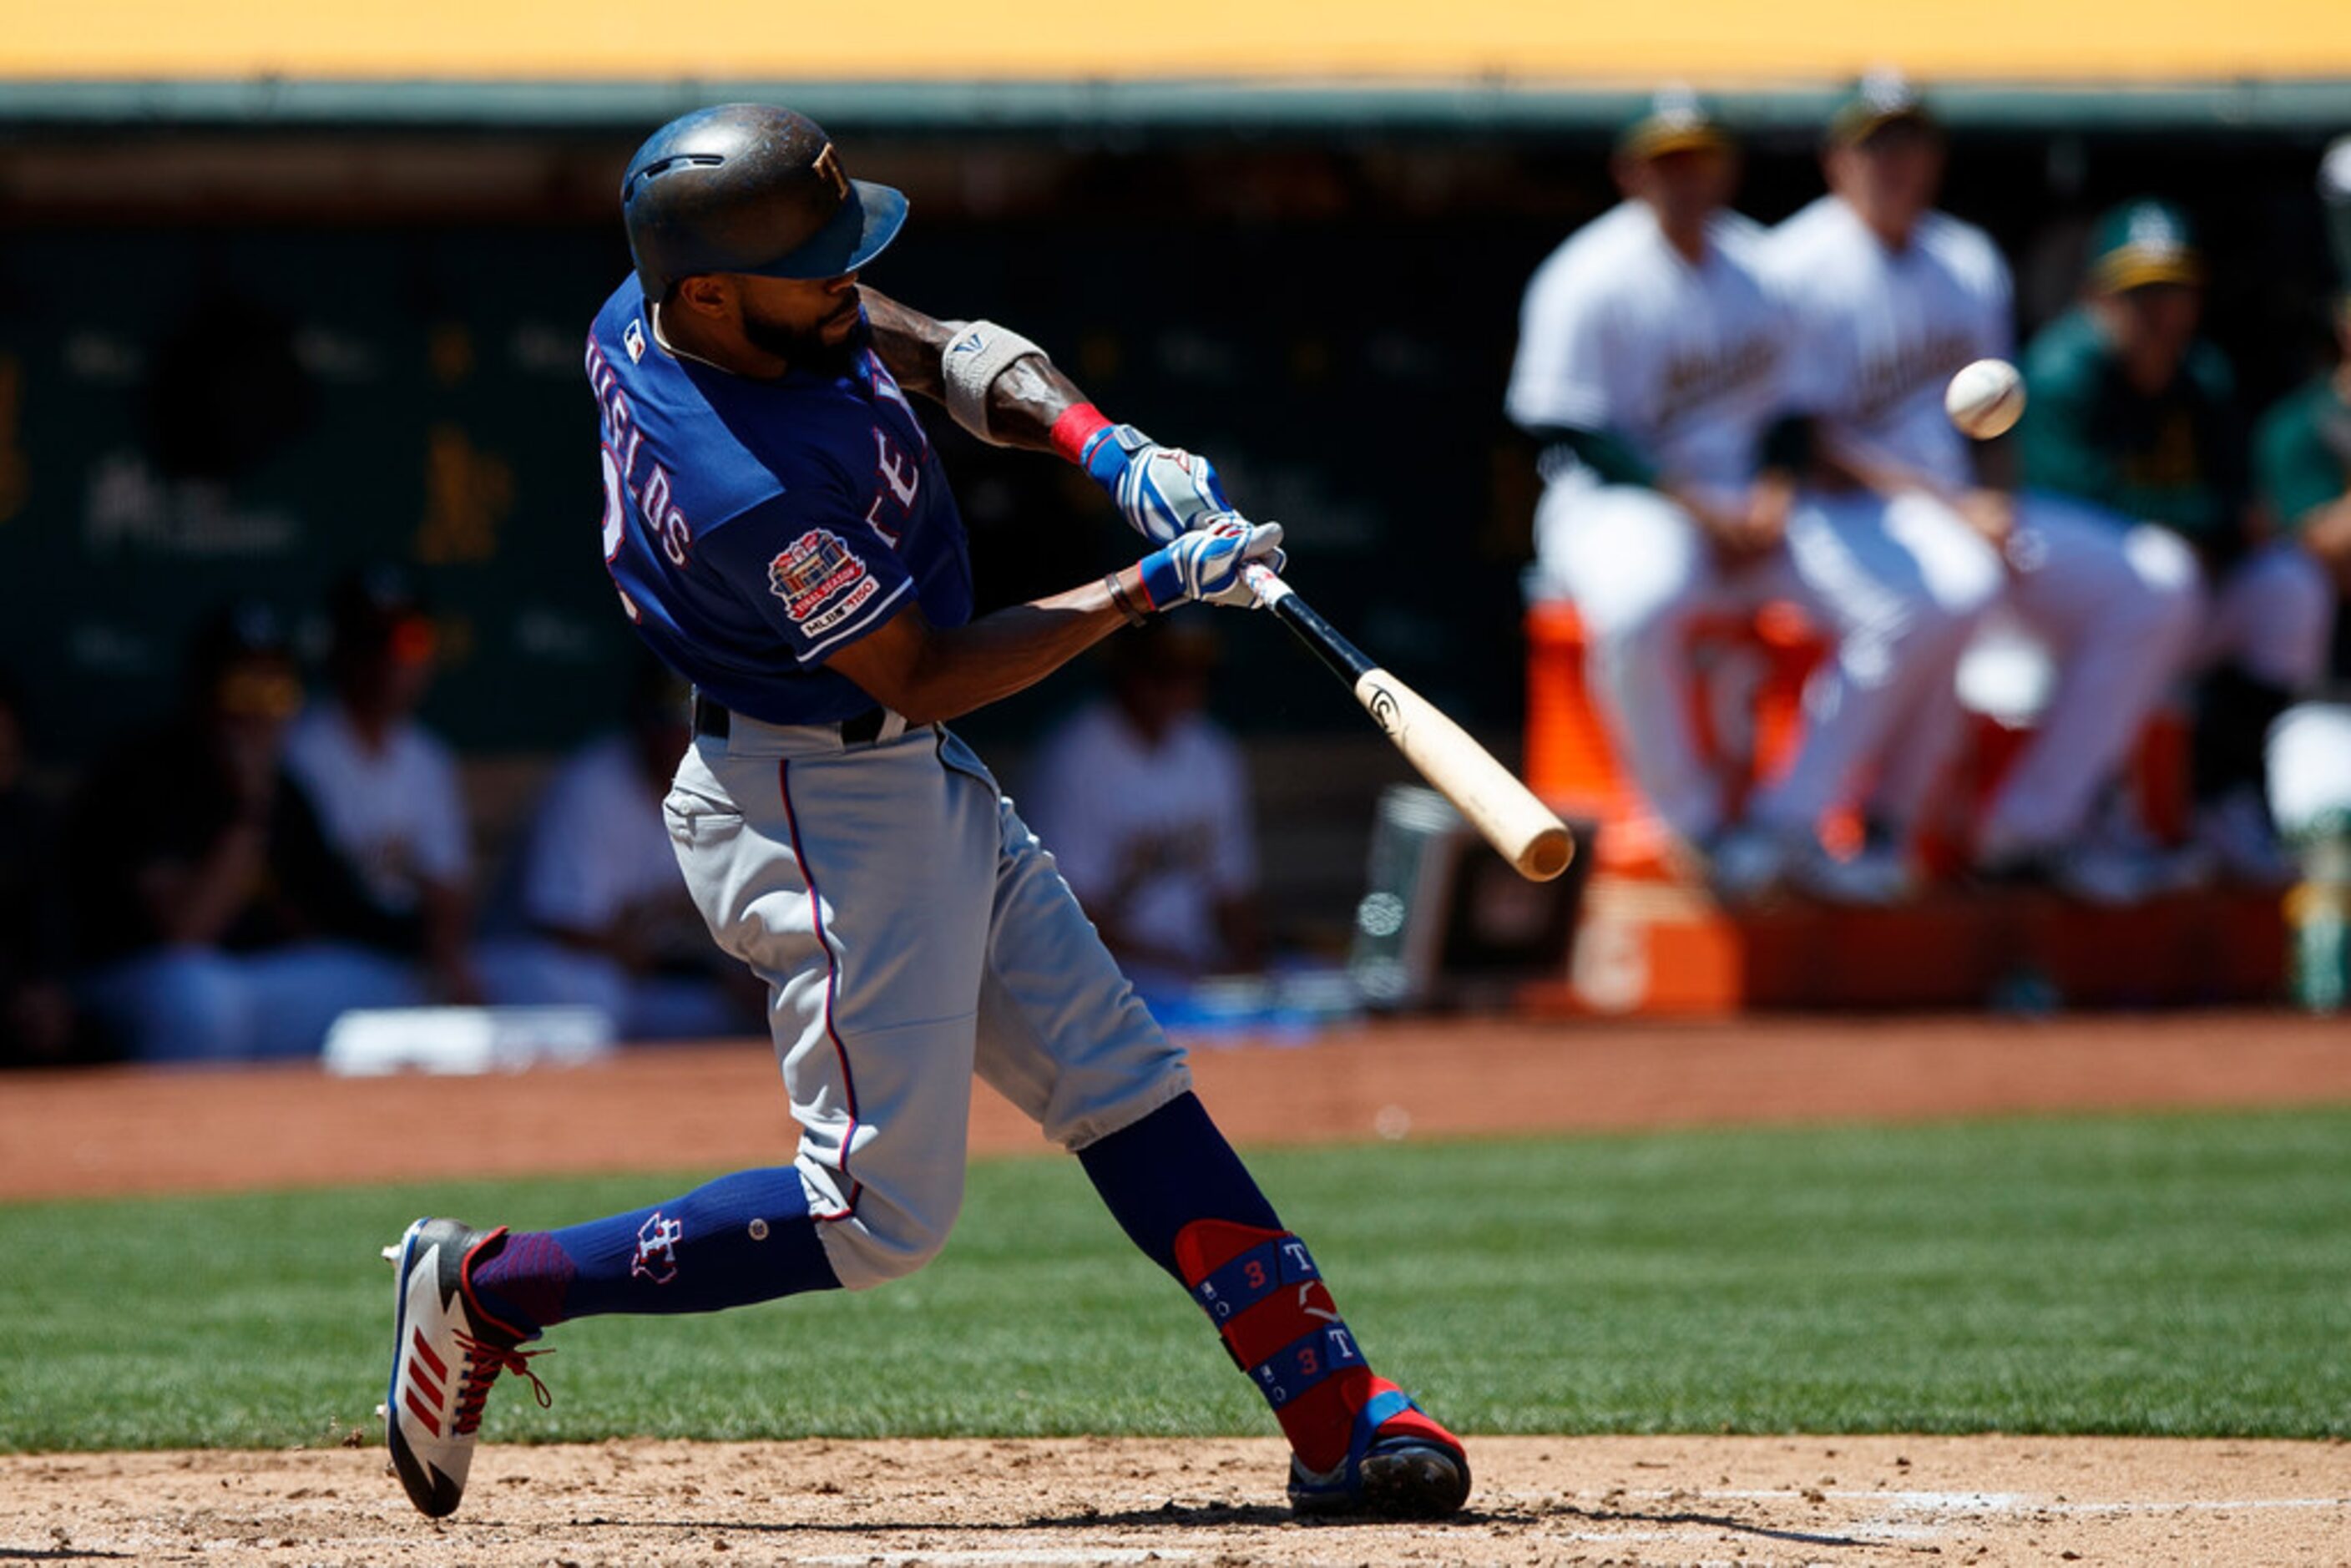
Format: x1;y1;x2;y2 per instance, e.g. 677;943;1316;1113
1024;620;1261;999
1508;91;1998;903
286;568;483;997
476;662;754;1039
1761;76;2202;903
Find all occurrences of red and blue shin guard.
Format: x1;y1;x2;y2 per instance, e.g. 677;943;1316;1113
1174;1219;1469;1517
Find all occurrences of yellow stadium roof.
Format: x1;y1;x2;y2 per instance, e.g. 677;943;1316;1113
9;0;2351;83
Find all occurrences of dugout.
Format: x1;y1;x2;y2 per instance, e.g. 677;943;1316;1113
3;8;2347;944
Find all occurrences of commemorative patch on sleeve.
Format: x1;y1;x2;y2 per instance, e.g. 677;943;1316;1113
767;529;878;631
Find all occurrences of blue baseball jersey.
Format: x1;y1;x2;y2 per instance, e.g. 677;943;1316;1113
584;278;972;725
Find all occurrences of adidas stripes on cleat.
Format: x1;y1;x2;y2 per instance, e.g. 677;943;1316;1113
384;1217;550;1519
1286;1378;1472;1520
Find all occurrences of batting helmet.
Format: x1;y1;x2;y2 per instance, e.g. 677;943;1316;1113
619;104;908;301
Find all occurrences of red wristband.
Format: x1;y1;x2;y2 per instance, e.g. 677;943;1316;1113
1049;402;1113;465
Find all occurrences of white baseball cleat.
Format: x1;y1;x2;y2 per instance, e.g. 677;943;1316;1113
384;1217;549;1519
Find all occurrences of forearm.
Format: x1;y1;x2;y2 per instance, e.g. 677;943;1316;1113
832;521;1277;724
862;287;1090;455
864;287;1238;544
144;829;264;946
1527;424;1658;489
867;573;1141;726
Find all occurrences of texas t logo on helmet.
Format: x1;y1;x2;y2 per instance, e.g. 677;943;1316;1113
811;142;849;202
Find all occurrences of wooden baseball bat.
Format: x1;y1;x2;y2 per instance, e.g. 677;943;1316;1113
1245;564;1574;883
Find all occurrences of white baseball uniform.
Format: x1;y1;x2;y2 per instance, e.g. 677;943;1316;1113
474;732;746;1039
1024;700;1256;990
1762;196;2203;853
285;701;473;914
1509;200;1999;846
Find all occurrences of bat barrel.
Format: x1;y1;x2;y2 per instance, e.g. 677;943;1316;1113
1245;567;1573;883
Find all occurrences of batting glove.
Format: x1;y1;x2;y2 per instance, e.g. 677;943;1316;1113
1137;514;1286;610
1081;424;1234;545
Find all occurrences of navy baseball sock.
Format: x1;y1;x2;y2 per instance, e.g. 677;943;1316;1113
470;1166;840;1333
1077;1091;1280;1279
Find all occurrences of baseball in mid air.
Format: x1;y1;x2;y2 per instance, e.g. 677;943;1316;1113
1945;358;2026;439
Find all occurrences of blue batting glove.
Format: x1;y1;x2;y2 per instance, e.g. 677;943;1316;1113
1080;424;1235;545
1136;514;1287;610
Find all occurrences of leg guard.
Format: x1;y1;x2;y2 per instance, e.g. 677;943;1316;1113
1175;1219;1469;1516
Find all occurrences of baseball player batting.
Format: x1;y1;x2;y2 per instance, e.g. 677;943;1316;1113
382;104;1469;1524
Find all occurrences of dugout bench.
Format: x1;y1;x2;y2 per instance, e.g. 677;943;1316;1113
1517;602;2288;1016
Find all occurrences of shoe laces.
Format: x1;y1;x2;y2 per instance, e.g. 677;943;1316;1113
451;1331;553;1436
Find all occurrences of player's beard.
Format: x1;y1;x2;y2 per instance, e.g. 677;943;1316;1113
740;303;863;380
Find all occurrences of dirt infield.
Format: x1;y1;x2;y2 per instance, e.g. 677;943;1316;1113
6;1010;2351;1565
7;1434;2348;1567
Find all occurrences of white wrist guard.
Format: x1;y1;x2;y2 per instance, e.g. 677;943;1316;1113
942;320;1048;446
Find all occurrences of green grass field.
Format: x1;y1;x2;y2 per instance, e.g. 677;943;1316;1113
3;1107;2347;1453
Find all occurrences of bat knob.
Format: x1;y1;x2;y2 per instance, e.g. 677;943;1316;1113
1519;826;1576;883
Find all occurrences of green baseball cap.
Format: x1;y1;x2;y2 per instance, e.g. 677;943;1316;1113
2086;200;2205;292
1828;69;1937;145
1616;86;1732;161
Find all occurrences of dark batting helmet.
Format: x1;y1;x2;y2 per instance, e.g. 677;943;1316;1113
619;104;908;301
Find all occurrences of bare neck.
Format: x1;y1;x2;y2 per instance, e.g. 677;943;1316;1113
339;701;396;755
1652;210;1708;266
1848;199;1916;254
